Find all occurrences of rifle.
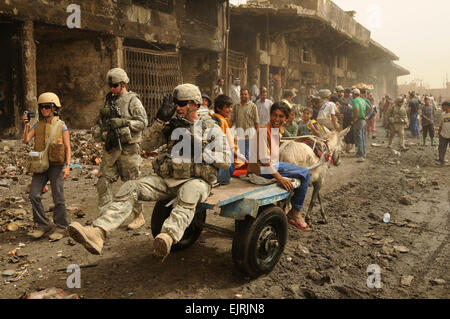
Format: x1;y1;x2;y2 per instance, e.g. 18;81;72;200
106;93;122;151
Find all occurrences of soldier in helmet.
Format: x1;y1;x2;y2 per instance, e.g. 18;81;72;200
386;96;409;150
22;92;72;241
92;68;148;230
68;83;231;261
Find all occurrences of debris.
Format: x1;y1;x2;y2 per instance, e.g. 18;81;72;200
234;294;243;299
67;238;76;246
429;278;446;286
308;269;322;281
121;292;136;297
393;245;410;253
7;249;17;256
69;163;82;169
371;143;383;147
383;213;391;223
2;269;15;276
401;275;414;287
6;222;19;232
297;244;310;255
56;263;98;272
399;195;412;205
381;245;395;255
21;287;79;299
89;169;99;178
6;268;29;282
0;179;11;188
73;209;86;218
286;257;292;262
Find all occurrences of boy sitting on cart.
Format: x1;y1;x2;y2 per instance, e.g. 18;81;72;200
248;102;312;231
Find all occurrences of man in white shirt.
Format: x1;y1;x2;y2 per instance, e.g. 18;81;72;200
317;89;340;131
281;90;295;109
250;77;260;102
255;89;273;127
229;78;241;105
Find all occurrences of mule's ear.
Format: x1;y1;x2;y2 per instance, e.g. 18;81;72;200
339;126;351;138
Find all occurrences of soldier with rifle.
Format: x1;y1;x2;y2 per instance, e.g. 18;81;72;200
92;68;148;229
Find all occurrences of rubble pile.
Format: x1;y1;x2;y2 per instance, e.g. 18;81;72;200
69;130;103;166
0;142;32;176
0;196;33;233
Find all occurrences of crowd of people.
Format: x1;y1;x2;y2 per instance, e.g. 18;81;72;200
20;69;449;263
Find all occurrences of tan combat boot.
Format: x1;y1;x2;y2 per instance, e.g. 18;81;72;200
28;225;52;239
68;222;105;255
153;233;173;262
49;227;68;241
127;212;146;230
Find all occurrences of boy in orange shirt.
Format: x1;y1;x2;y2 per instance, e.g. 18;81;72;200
213;95;247;184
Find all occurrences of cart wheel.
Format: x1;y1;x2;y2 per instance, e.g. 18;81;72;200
151;199;206;251
232;205;287;278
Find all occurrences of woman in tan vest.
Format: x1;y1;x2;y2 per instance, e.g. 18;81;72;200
22;92;72;240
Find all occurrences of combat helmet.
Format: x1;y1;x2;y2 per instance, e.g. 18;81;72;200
37;92;62;117
173;83;202;105
107;68;129;86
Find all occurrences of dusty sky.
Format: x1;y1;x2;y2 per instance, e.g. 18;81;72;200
332;0;450;88
232;0;450;88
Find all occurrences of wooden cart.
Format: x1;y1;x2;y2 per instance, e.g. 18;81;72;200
151;177;301;278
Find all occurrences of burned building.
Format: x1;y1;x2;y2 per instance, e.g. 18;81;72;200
0;0;227;137
229;0;409;104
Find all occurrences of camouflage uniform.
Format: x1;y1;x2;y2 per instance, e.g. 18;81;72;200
93;91;148;209
387;101;408;148
93;111;231;242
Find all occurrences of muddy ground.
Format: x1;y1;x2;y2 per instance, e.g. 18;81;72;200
0;120;448;299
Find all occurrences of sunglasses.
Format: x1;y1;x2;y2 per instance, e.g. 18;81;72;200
109;83;120;88
176;100;192;107
40;104;53;110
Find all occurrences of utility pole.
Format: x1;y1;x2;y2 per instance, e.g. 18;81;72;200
224;0;230;96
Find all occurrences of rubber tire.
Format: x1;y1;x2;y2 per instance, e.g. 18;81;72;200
232;205;288;278
151;199;206;252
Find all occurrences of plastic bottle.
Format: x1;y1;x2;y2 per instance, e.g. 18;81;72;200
383;213;391;223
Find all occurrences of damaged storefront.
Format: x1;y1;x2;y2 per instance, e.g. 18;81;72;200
0;0;226;137
229;0;409;104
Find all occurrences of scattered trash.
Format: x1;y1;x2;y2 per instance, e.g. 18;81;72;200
56;263;98;272
234;294;243;299
308;269;323;281
6;268;29;283
393;245;410;253
297;244;310;255
121;292;136;297
286;257;292;262
6;222;19;232
69;163;83;169
383;213;391;223
2;269;15;277
399;195;412;205
371;143;383;147
401;275;414;287
89;169;99;178
0;179;11;188
21;287;79;299
429;278;446;286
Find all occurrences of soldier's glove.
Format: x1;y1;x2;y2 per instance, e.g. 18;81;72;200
99;107;110;118
156;94;176;122
109;118;129;129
